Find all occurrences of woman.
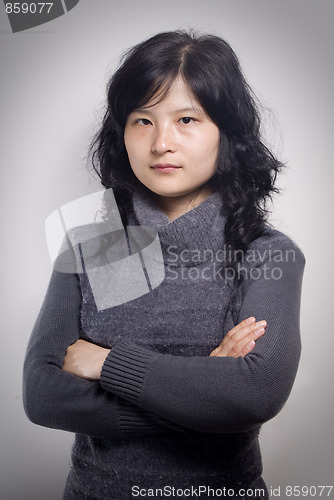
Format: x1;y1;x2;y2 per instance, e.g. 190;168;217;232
23;31;305;499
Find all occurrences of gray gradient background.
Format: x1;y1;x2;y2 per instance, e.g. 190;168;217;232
1;1;333;499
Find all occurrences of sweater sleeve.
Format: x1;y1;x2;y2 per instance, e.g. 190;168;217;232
23;270;184;439
100;234;305;433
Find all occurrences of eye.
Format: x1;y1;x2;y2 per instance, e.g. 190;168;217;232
136;118;152;126
179;117;196;125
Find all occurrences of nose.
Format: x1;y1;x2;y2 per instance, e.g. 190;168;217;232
151;125;176;155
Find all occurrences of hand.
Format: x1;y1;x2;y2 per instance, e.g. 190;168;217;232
209;317;266;358
63;339;111;380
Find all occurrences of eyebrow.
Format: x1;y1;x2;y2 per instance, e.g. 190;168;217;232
131;106;203;115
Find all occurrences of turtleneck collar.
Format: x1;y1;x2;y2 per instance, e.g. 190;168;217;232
130;188;227;267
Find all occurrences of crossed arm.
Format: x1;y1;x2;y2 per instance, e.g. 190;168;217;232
63;317;267;380
24;234;305;437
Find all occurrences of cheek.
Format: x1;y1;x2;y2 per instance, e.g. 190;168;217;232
123;129;132;157
196;132;220;165
208;132;220;165
193;125;219;151
124;130;147;164
123;137;145;182
123;133;138;169
208;127;220;151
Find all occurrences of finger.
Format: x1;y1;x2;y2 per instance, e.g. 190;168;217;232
209;346;220;357
224;317;256;339
240;339;256;357
209;317;267;357
227;319;266;343
219;320;266;353
235;321;267;342
232;325;266;357
214;324;266;357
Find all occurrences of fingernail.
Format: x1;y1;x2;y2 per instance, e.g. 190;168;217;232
246;340;255;349
256;320;267;327
255;327;265;336
246;317;256;324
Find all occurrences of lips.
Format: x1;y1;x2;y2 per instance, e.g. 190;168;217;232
151;163;181;171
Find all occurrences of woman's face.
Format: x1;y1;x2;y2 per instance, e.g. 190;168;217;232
124;77;220;204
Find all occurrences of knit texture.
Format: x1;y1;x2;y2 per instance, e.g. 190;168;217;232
23;190;305;499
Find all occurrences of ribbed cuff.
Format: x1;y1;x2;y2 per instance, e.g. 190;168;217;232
118;399;168;437
100;340;154;405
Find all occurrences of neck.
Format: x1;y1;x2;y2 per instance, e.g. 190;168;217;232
152;187;213;222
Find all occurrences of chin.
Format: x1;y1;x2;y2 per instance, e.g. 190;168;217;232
143;185;185;198
153;189;190;199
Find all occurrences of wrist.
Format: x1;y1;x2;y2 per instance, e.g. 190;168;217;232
97;348;111;379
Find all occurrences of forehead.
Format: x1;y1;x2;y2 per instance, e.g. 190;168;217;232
135;76;203;113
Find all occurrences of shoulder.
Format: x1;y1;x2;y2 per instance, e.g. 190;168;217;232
67;221;112;243
53;222;116;274
245;226;305;270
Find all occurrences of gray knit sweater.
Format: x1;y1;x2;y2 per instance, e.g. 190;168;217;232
23;190;305;499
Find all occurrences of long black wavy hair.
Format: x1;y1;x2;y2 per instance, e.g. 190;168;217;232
90;30;282;260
